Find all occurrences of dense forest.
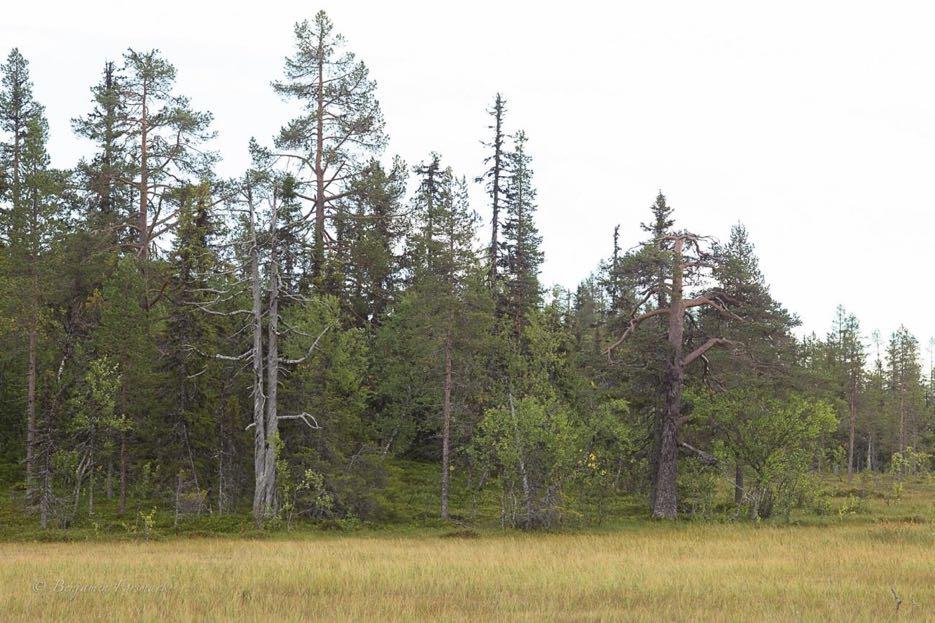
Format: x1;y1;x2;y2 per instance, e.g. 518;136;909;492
1;10;932;531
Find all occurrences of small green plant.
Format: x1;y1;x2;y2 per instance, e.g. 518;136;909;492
890;448;932;479
137;507;157;540
888;481;904;506
837;494;864;518
336;513;362;532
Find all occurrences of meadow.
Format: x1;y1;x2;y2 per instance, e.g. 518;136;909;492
1;474;933;622
1;521;932;622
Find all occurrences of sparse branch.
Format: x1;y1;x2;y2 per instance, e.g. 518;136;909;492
683;337;736;367
245;412;321;431
279;322;334;365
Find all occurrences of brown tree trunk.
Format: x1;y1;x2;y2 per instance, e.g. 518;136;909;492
138;81;149;259
652;237;684;520
106;458;113;500
119;430;127;515
441;328;452;521
898;394;906;452
847;392;857;481
25;322;37;502
734;464;744;505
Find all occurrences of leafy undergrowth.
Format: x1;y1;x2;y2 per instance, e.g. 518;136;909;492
0;462;932;543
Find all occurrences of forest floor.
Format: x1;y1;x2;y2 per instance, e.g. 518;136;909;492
0;470;933;621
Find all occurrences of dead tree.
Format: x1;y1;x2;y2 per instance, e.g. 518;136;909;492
191;166;329;526
606;232;740;519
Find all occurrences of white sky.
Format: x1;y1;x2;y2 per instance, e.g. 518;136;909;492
3;0;933;353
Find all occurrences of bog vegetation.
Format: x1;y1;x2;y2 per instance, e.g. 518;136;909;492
0;10;932;537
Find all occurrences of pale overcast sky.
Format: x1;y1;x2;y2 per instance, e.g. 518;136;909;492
3;1;933;353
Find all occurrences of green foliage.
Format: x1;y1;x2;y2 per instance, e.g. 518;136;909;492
697;389;837;519
473;395;577;528
277;462;334;529
890;447;932;478
676;459;719;519
0;20;933;536
68;356;129;437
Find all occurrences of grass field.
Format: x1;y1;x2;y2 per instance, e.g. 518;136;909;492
0;521;932;622
1;470;933;621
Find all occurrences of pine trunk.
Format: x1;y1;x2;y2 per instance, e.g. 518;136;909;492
652;237;684;520
734;464;744;505
847;393;857;480
25;322;37;502
440;328;452;520
138;81;149;259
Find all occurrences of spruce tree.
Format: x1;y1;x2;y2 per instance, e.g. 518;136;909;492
500;130;543;335
72;61;130;226
477;93;509;287
379;157;493;519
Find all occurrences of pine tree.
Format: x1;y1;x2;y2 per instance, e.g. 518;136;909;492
114;49;216;260
641;191;675;309
826;305;865;479
272;10;387;285
886;326;923;453
0;55;67;501
0;49;40;223
703;223;799;501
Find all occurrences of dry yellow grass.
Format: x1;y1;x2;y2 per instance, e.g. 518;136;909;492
1;523;932;622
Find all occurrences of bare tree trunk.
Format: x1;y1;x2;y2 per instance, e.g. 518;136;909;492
312;45;326;280
261;197;281;519
87;449;94;516
649;406;663;509
488;95;503;285
508;392;532;526
653;237;684;520
217;407;225;515
866;432;873;472
248;187;268;523
440;328;452;520
174;471;182;528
